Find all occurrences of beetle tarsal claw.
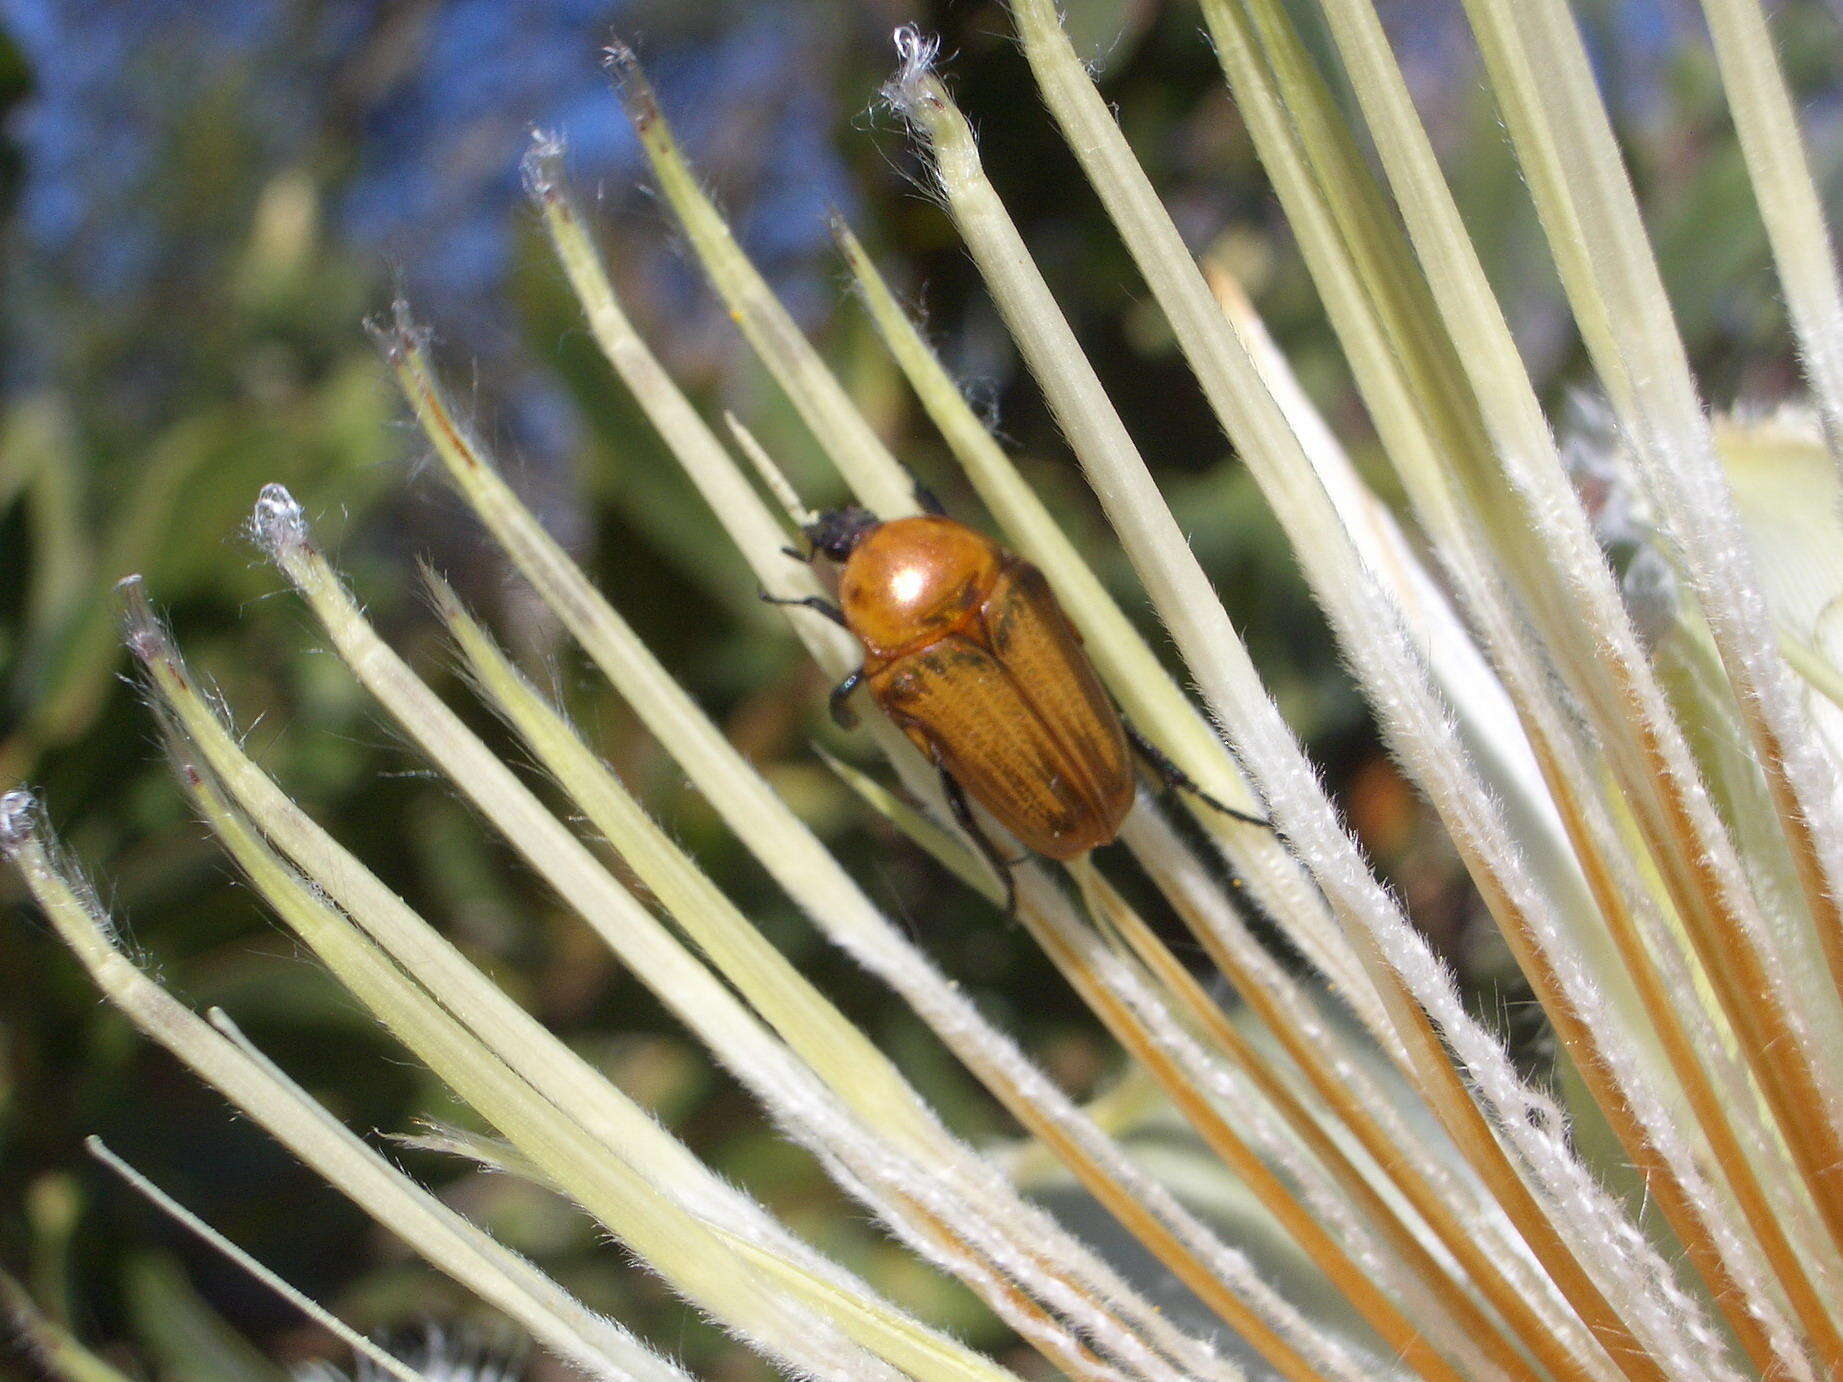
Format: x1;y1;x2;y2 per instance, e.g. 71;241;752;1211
828;670;864;730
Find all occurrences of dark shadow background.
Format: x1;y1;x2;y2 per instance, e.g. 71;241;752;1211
1;0;1838;1376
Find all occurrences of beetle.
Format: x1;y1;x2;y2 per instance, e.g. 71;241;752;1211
765;504;1264;910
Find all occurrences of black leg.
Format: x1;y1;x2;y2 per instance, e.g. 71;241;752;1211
759;588;847;628
829;668;864;730
924;742;1020;914
1124;719;1271;829
913;479;948;517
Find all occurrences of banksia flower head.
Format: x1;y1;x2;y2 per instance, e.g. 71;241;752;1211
7;2;1843;1380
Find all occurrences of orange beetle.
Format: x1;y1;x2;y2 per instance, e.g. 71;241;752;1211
767;505;1260;907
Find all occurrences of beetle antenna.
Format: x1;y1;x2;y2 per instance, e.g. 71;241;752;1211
758;588;848;629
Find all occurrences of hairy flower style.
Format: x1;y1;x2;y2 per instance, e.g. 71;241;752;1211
7;2;1843;1381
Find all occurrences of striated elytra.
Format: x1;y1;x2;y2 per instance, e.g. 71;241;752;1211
782;506;1137;892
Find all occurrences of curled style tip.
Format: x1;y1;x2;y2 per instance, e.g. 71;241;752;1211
363;299;430;363
602;35;638;74
0;789;39;850
251;483;310;558
115;574;170;664
522;129;567;202
603;37;658;126
884;25;943;115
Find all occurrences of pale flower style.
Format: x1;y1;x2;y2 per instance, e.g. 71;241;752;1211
7;1;1843;1380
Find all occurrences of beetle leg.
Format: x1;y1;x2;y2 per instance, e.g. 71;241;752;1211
1123;719;1272;829
912;478;948;517
758;588;847;628
829;668;864;730
927;746;1021;915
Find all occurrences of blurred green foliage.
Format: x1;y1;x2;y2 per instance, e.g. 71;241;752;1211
1;0;1838;1376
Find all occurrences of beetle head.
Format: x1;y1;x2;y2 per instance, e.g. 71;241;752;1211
802;505;882;563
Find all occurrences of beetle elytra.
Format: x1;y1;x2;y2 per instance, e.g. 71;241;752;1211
766;504;1266;910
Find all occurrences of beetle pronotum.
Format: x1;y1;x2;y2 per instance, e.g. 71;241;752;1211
766;504;1266;910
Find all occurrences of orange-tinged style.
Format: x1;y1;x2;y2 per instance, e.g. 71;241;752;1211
821;511;1135;861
